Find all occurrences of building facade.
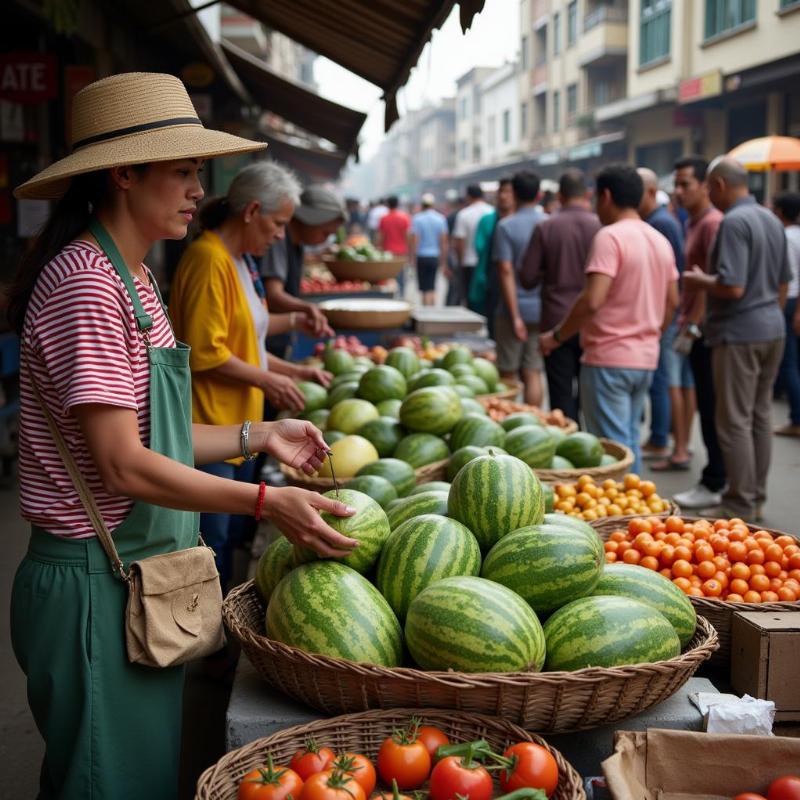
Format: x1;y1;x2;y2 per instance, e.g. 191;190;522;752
479;62;522;166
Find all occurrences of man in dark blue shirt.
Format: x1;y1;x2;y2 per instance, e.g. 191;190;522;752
638;167;686;465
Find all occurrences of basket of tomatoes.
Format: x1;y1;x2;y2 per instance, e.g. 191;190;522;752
195;710;585;800
593;514;800;665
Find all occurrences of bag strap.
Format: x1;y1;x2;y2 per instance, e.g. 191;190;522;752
29;378;128;581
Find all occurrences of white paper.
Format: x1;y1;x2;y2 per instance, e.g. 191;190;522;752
705;694;775;736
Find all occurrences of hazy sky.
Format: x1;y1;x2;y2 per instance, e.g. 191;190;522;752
313;1;520;159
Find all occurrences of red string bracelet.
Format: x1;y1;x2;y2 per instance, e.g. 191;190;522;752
254;481;267;521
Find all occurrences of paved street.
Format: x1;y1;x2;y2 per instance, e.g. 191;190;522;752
0;402;798;797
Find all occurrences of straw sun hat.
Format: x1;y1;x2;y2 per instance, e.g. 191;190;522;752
14;72;266;200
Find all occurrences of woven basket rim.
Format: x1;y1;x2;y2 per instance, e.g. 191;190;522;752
591;515;800;614
224;580;718;685
534;438;634;482
195;708;586;800
585;505;680;535
478;379;522;401
280;458;449;491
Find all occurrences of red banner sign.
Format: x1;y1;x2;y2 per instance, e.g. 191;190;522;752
0;52;57;104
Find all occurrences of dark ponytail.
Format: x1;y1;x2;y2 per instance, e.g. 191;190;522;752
6;170;109;335
198;196;230;231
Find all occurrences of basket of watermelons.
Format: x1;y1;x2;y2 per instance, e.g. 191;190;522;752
195;709;586;800
225;449;718;733
590;514;800;666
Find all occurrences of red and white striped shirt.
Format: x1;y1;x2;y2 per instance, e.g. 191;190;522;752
19;240;175;538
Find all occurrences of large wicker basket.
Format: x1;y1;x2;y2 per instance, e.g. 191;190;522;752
280;459;448;492
479;380;522;401
534;438;634;485
590;516;799;667
195;709;586;800
223;580;718;733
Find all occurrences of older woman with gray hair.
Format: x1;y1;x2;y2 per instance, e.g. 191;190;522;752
169;159;333;590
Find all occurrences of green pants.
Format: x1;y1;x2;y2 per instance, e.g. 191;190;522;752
10;528;185;799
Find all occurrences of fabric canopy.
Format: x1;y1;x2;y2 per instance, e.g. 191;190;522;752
728;135;800;172
258;131;350;183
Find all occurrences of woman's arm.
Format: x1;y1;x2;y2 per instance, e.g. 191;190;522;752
200;354;307;409
267;353;332;387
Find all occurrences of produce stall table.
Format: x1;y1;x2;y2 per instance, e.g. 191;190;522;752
225;659;719;778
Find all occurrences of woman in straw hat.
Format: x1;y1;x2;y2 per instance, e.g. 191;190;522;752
8;72;358;800
169;160;335;592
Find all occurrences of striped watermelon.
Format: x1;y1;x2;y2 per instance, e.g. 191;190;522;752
546;425;567;445
357;365;407;404
460;398;487;416
472;357;499;390
542;513;605;563
254;535;296;601
385;346;420;379
452;384;475;399
408;368;455;392
556;432;604;468
326;381;359;408
330;369;368;391
356;458;416;496
323;348;355;375
504;425;557;468
459;375;490;395
329;399;379;435
481;522;604;614
376;399;402;418
449;413;506;450
448;453;545;551
501;412;542;432
408;481;451;495
550;455;575;469
404;576;545;672
448;364;475;379
441;347;472;369
376;514;482;621
294;489;390;574
266;562;403;666
400;386;463;435
387;491;449;530
344;474;398;508
393;433;450;468
296;381;328;413
300;408;330;430
323;430;345;446
356;416;404;458
542;483;555;513
593;563;697;647
543;595;681;671
447;446;487;481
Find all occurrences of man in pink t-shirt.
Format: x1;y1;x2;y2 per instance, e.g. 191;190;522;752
540;164;679;471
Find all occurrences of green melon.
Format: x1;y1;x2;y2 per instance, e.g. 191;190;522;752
343;474;398;508
326;381;359;408
353;356;374;369
542;483;555;513
296;381;328;413
481;522;604;614
600;453;618;466
254;536;295;601
543;595;681;671
460;398;487;416
356;458;416;497
471;358;499;390
459;375;490;396
550;455;575;469
441;347;472;369
500;412;542;432
407;368;455;392
394;432;449;469
323;430;345;446
300;408;330;430
376;514;482;621
556;432;604;469
447;446;488;481
448;453;545;551
399;386;463;436
504;425;557;468
542;513;604;562
385;346;420;379
356;416;404;458
408;481;451;495
448;363;475;379
376;398;402;418
357;365;407;404
449;413;506;450
386;491;449;530
546;425;568;445
267;562;403;666
405;576;545;672
452;384;476;398
592;563;697;647
323;348;355;375
328;398;379;435
330;369;368;390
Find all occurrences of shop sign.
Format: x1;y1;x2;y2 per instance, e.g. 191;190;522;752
537;150;560;165
182;63;215;88
568;142;602;161
678;70;722;105
0;53;57;104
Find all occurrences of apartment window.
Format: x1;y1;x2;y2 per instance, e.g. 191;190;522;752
535;94;547;135
567;1;578;46
459;96;469;121
640;0;672;66
567;83;578;121
553;90;561;132
488;115;496;148
593;79;611;107
535;25;548;65
553;12;562;55
705;0;756;38
780;0;800;7
459;140;468;161
521;35;529;69
520;101;528;137
502;109;511;143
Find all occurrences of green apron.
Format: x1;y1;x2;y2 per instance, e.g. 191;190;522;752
10;221;200;800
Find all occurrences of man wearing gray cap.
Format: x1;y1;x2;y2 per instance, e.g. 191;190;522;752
263;185;345;357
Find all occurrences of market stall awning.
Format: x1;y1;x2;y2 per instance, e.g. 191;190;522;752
221;39;366;157
225;0;486;129
259;131;350;183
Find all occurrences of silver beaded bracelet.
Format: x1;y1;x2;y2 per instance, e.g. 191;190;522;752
240;419;256;461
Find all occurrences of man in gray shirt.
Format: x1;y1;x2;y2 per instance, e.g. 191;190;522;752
683;157;790;520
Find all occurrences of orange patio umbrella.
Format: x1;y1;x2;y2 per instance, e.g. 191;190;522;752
728;135;800;171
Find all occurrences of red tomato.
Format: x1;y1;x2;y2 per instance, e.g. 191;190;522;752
429;756;493;800
376;736;431;790
768;776;800;800
301;771;366;800
417;725;450;761
371;779;414;800
499;742;559;797
733;794;768;800
290;741;336;781
332;753;376;796
238;762;304;800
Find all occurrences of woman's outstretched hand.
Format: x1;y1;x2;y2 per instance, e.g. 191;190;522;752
258;419;329;474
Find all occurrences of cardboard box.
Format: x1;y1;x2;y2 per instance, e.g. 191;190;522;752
731;611;800;721
602;728;800;800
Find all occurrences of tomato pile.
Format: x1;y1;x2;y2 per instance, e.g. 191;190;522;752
478;397;569;428
553;474;670;521
603;516;800;603
734;774;800;800
237;720;559;800
313;336;371;358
